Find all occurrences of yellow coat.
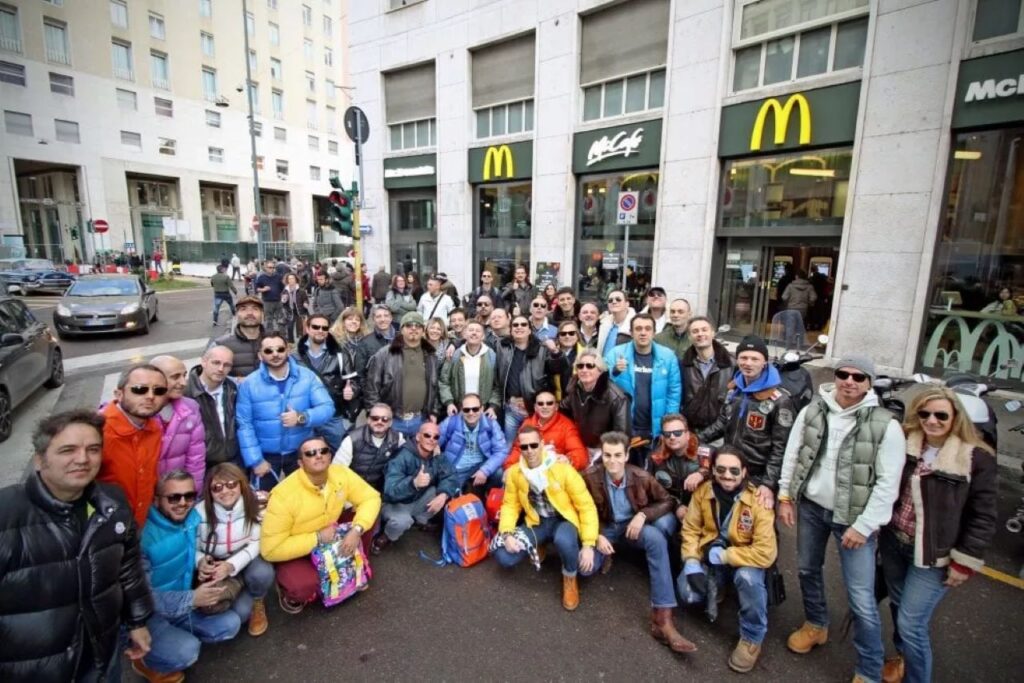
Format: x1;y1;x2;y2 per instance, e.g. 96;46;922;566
500;460;599;547
681;481;777;569
261;464;382;563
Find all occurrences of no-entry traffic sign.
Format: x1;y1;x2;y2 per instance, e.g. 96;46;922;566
93;219;109;233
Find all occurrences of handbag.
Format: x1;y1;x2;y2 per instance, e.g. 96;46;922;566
765;563;787;607
310;523;372;607
196;531;246;614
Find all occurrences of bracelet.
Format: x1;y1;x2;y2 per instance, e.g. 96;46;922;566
778;494;793;503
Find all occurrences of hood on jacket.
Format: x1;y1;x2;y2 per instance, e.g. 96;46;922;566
454;342;492;360
817;382;880;416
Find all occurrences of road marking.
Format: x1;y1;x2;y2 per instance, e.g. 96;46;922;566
980;566;1024;590
1;386;63;489
65;337;210;373
99;356;201;403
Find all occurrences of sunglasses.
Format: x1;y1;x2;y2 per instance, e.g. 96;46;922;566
511;322;530;328
664;429;688;438
162;492;197;504
309;324;330;331
917;409;951;422
368;414;391;422
477;301;493;307
210;480;240;494
715;465;742;477
531;302;547;308
420;433;440;441
462;405;481;413
559;330;578;336
262;346;287;355
301;446;332;458
835;369;868;383
575;362;598;370
607;296;624;303
128;385;169;396
535;400;556;407
520;442;541;451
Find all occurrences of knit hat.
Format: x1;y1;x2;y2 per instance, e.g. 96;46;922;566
400;312;425;328
236;295;263;309
834;355;877;380
736;335;769;361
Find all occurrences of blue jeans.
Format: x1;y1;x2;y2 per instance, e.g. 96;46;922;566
585;521;677;608
144;609;241;673
797;498;883;681
879;529;949;683
316;414;350;453
250;452;298;492
677;563;768;644
392;414;424;440
231;557;276;623
502;402;528;445
212;293;235;323
494;515;581;576
651;513;678;541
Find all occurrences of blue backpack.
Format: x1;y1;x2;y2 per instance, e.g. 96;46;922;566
420;494;491;567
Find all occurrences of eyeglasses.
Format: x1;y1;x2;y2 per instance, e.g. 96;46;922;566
301;446;332;458
162;492;197;504
575;362;598;370
368;414;391;422
309;324;330;331
210;480;240;494
664;429;688;438
835;369;868;383
917;409;951;422
531;302;547;308
607;296;624;303
520;442;541;450
477;301;493;307
714;465;742;477
128;385;169;396
511;322;530;328
559;330;578;336
462;406;481;413
535;400;556;407
420;433;440;441
262;346;287;355
404;323;424;330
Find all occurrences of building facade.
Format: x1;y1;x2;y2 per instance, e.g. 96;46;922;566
0;0;353;264
350;0;1024;383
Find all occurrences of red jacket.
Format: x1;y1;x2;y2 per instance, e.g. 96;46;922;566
504;412;589;471
97;402;163;528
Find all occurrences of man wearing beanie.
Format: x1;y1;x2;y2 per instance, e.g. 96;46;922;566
364;311;441;438
697;335;796;510
775;355;906;683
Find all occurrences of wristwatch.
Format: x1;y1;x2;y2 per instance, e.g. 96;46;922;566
297;412;308;426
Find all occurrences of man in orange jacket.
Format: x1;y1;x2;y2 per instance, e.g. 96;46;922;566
504;391;589;470
97;363;167;527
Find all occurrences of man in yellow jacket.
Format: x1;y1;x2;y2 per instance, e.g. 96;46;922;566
494;425;599;611
261;437;381;614
679;445;777;674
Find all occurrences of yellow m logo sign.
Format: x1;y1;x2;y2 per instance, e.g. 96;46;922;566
483;145;514;181
750;94;812;151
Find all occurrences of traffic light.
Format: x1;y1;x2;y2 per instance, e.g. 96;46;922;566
328;177;354;236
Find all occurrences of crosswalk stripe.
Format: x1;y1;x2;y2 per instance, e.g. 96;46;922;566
99;357;202;404
65;338;211;373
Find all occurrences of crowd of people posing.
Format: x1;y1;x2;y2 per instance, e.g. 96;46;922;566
0;262;999;683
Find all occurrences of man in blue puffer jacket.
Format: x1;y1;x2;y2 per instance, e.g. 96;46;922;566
236;332;335;491
437;392;508;495
137;470;240;681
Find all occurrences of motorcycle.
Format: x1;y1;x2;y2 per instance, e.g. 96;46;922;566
767;311;827;413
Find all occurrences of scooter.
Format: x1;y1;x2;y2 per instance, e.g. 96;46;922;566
772;334;828;413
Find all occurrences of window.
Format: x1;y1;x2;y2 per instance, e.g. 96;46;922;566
149;13;165;40
154;96;173;117
302;5;312;26
731;0;869;92
245;12;255;36
274;126;286;141
328;139;338;154
271;58;282;80
208;146;224;163
110;1;128;29
200;32;215;57
476;183;532;289
121;130;141;149
267;0;278;8
385;62;436;150
310;165;321;181
202;67;217;101
43;0;64;5
54;119;79;143
4;110;31;136
249;82;259;112
329;169;339;180
116;88;137;110
306;99;317;128
272;88;283;119
324;47;333;66
1;5;22;53
199;0;212;18
0;60;25;85
44;18;70;65
308;134;319;150
248;50;257;71
476;100;535;138
323;15;332;37
269;22;280;45
326;105;336;133
111;40;132;80
389;117;436;151
205;109;221;127
973;0;1024;41
305;70;316;93
48;72;73;95
582;69;664;122
326;78;336;99
150;51;169;89
304;38;313;61
472;33;535;136
158;137;176;155
276;159;288;177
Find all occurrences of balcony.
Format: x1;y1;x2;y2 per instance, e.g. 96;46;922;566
114;66;134;81
0;35;21;53
153;76;169;90
46;47;70;65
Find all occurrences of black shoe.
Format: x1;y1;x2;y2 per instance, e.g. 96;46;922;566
371;535;390;555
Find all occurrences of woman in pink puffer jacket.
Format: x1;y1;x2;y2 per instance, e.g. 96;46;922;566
158;395;206;490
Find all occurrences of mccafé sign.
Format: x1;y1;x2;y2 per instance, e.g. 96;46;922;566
718;81;861;158
572;119;663;174
468;141;533;183
952;48;1024;130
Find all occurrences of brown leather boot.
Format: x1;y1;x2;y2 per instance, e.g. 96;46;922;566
562;574;579;611
882;655;905;683
650;607;698;653
787;622;828;654
248;597;268;637
728;639;762;673
131;659;185;683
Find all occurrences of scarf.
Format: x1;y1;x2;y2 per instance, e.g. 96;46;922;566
519;452;556;494
732;365;782;417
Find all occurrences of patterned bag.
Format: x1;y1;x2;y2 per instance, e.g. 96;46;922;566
310;523;372;607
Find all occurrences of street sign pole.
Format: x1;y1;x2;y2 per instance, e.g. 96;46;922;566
353;112;364;313
621;224;630;290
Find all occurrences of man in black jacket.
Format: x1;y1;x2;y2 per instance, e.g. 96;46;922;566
681;316;736;432
292;313;359;450
559;348;632;461
185;345;239;470
359;304;395;362
0;410;154;682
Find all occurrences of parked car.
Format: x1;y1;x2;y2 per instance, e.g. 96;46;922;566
52;274;159;339
0;295;63;442
0;258;76;295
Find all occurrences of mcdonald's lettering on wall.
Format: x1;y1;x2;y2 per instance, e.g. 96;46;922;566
468;140;533;183
483;145;515;181
750;94;812;151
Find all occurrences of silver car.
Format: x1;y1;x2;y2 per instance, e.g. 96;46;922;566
53;274;159;338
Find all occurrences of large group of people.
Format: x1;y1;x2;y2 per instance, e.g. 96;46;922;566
0;262;999;683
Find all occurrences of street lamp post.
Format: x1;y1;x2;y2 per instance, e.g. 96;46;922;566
241;0;264;262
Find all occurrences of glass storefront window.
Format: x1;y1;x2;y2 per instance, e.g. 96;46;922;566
389;190;437;278
574;171;658;308
919;127;1024;383
476;182;531;288
721;147;853;229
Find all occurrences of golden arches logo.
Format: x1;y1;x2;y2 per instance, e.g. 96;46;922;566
750;94;812;151
482;145;514;181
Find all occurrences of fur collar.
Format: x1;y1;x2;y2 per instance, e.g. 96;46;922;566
906;431;973;478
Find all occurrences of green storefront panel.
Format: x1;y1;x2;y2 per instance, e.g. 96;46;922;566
468;140;534;183
572;119;663;174
383;153;437;189
952;48;1024;129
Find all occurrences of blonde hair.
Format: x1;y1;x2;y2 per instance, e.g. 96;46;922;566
426;317;447;341
330;306;369;344
903;386;993;453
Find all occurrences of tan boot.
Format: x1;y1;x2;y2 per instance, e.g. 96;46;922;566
650;607;697;653
728;639;762;673
787;622;828;654
131;659;185;683
562;574;579;611
882;655;905;683
248;597;268;637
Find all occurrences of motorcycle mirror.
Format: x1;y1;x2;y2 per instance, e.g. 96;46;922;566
1006;400;1022;413
718;324;731;333
873;377;893;390
783;351;800;364
911;373;935;384
817;334;829;345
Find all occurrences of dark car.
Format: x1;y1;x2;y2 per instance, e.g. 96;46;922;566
0;258;76;295
52;274;159;338
0;295;63;441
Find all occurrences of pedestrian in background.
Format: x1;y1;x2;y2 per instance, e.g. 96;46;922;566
211;264;237;327
255;260;285;331
281;273;308;344
372;264;392;303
